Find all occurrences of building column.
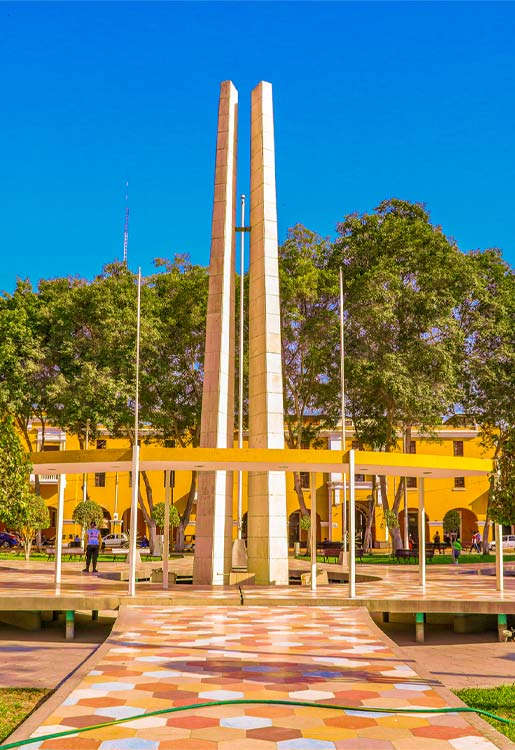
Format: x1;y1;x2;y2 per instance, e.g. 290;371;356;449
247;81;288;585
193;81;238;585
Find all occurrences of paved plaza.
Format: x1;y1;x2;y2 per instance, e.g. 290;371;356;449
0;557;514;612
1;558;514;749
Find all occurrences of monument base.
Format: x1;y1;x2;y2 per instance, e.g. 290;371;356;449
231;538;248;569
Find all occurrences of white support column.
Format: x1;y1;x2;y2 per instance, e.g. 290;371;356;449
496;522;504;593
310;472;317;592
163;470;171;590
348;450;356;598
128;442;140;597
54;474;66;591
418;478;426;588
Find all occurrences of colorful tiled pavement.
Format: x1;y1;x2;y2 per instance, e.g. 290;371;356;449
17;605;503;750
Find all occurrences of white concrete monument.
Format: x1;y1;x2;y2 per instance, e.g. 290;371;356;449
193;81;238;585
194;80;288;586
247;82;289;584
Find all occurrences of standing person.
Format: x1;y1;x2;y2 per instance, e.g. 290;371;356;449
433;531;442;554
83;521;101;574
469;532;480;553
452;536;462;565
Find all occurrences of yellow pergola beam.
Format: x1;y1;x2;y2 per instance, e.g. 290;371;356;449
30;446;493;478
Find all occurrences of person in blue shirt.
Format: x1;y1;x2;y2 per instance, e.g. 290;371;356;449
83;521;101;573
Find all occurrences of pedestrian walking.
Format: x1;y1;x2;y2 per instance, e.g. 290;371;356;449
83;521;101;574
452;536;462;565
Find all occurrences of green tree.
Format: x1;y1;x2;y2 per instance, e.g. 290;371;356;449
279;225;341;516
0;281;53;459
151;502;180;532
143;257;208;550
334;199;471;550
0;415;40;559
459;249;515;552
8;494;49;561
72;499;104;536
443;509;460;536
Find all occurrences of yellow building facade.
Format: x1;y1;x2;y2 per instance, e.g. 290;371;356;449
25;419;495;548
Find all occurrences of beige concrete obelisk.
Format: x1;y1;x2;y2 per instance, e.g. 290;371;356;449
193;81;238;585
247;81;289;585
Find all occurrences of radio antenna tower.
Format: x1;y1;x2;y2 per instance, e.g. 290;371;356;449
123;181;129;265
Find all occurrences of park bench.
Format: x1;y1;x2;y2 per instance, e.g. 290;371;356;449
319;545;364;563
104;548;153;561
45;546;84;561
394;547;435;563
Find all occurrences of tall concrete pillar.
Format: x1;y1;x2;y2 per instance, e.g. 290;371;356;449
247;81;289;585
193;81;238;585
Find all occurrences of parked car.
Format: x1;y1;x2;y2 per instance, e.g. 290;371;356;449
0;532;20;548
489;534;515;552
101;533;129;549
183;535;195;552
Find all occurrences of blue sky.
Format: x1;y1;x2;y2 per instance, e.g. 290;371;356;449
1;1;514;292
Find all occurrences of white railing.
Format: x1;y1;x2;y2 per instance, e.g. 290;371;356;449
30;473;59;484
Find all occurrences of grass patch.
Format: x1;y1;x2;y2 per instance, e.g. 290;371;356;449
456;684;515;743
296;553;515;565
0;688;49;742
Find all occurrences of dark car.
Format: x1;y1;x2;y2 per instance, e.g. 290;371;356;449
0;532;19;548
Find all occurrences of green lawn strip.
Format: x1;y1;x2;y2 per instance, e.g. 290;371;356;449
296;553;515;565
0;689;49;742
0;552;166;562
456;684;515;743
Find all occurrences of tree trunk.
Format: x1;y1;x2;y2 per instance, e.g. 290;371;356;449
138;470;155;552
293;472;311;554
362;480;376;553
379;474;403;551
177;471;197;552
482;438;503;555
293;472;309;516
147;517;157;555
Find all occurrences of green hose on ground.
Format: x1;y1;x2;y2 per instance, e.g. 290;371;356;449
2;698;512;749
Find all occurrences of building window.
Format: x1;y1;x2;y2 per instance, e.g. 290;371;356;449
407;477;417;489
128;472;132;488
95;473;106;487
454;476;465;488
164;438;176;448
96;439;107;449
453;441;464;457
409;440;416;454
355;474;365;482
299;472;310;489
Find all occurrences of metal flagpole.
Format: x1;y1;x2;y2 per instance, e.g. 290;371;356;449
82;419;89;502
310;472;317;591
403;432;409;548
348;450;356;598
339;268;348;566
128;268;142;597
418;478;426;588
163;470;170;590
54;474;66;592
237;195;245;539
